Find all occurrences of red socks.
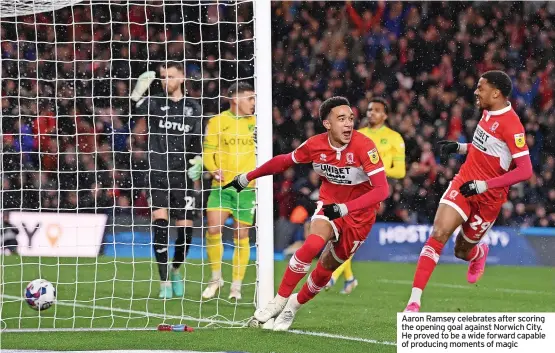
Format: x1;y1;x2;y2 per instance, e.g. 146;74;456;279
277;234;326;298
466;244;484;261
412;237;444;290
297;261;333;304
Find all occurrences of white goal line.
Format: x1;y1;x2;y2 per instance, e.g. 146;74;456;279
0;294;395;346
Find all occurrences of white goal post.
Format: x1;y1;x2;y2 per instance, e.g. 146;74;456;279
0;0;273;331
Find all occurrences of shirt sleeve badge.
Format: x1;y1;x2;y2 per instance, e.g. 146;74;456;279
367;148;380;164
514;133;525;148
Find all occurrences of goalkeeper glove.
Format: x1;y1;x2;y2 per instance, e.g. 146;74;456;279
459;180;488;197
131;71;156;102
222;173;249;193
322;203;348;221
187;156;203;181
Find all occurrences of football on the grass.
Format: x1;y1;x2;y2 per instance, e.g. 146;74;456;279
25;279;56;311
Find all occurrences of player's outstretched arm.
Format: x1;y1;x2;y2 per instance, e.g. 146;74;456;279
460;155;533;197
437;140;468;156
321;169;389;220
222;153;296;192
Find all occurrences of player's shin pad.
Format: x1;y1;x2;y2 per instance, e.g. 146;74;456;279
173;227;193;269
153;219;170;281
206;232;224;273
232;237;250;282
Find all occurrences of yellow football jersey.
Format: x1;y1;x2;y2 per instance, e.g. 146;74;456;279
203;110;256;187
358;125;406;179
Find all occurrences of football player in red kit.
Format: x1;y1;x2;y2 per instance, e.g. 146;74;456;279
404;70;533;312
224;96;389;330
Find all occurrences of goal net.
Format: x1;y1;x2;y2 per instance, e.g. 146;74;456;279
0;0;273;331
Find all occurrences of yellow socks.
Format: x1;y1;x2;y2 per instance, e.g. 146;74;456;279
332;257;354;281
232;237;250;282
206;232;223;278
343;258;354;281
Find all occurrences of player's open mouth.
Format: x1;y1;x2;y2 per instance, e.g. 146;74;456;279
343;131;352;138
476;97;481;105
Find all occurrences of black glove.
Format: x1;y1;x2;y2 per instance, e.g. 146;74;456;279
437;140;460;157
459;180;488;197
222;173;249;193
322;203;348;221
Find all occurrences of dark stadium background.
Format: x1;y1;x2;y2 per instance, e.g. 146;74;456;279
1;1;554;250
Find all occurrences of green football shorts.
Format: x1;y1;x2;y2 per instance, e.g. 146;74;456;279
206;187;256;225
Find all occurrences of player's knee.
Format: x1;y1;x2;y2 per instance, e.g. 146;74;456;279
321;260;336;271
430;226;451;244
319;256;337;271
151;208;168;221
206;226;222;236
234;229;250;240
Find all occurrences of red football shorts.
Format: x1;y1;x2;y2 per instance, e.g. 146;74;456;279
312;202;375;262
440;182;503;243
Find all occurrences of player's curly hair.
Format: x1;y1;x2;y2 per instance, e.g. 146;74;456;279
319;96;350;121
481;70;513;98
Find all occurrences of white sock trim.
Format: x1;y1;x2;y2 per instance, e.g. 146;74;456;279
409;287;423;305
469;245;483;262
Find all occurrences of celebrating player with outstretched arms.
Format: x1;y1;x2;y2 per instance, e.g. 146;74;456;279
404;70;533;312
224;96;389;331
328;97;406;294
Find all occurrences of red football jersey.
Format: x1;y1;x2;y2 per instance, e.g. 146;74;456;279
455;103;529;203
292;131;385;225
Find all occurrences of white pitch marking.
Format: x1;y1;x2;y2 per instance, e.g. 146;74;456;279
1;294;394;346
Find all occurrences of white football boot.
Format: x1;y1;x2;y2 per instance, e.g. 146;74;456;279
273;293;302;331
202;278;224;299
228;281;242;300
253;294;288;323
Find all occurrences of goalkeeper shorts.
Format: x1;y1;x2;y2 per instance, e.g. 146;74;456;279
206;187;256;225
149;170;198;220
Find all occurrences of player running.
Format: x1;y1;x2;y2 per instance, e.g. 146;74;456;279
199;82;256;301
131;62;203;299
224;96;389;331
404;70;533;312
328;97;406;294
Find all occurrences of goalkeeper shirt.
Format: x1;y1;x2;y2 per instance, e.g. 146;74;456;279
134;94;203;172
358;125;406;179
203;109;256;187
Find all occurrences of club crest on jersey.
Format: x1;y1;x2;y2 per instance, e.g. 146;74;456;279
490;121;499;132
320;153;326;161
346;152;354;165
514;133;525;148
367;148;380;164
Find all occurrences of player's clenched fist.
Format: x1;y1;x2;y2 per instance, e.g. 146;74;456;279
222;173;249;192
322;203;348;220
459;180;488;197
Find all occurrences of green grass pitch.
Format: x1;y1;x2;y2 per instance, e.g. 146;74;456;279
1;256;554;353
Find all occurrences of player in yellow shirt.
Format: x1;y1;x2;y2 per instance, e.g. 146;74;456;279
328;97;406;294
200;82;256;300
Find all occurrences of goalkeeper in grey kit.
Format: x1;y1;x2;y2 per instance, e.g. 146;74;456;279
131;62;203;299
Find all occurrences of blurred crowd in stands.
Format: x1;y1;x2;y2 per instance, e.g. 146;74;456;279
2;1;555;229
271;1;555;229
